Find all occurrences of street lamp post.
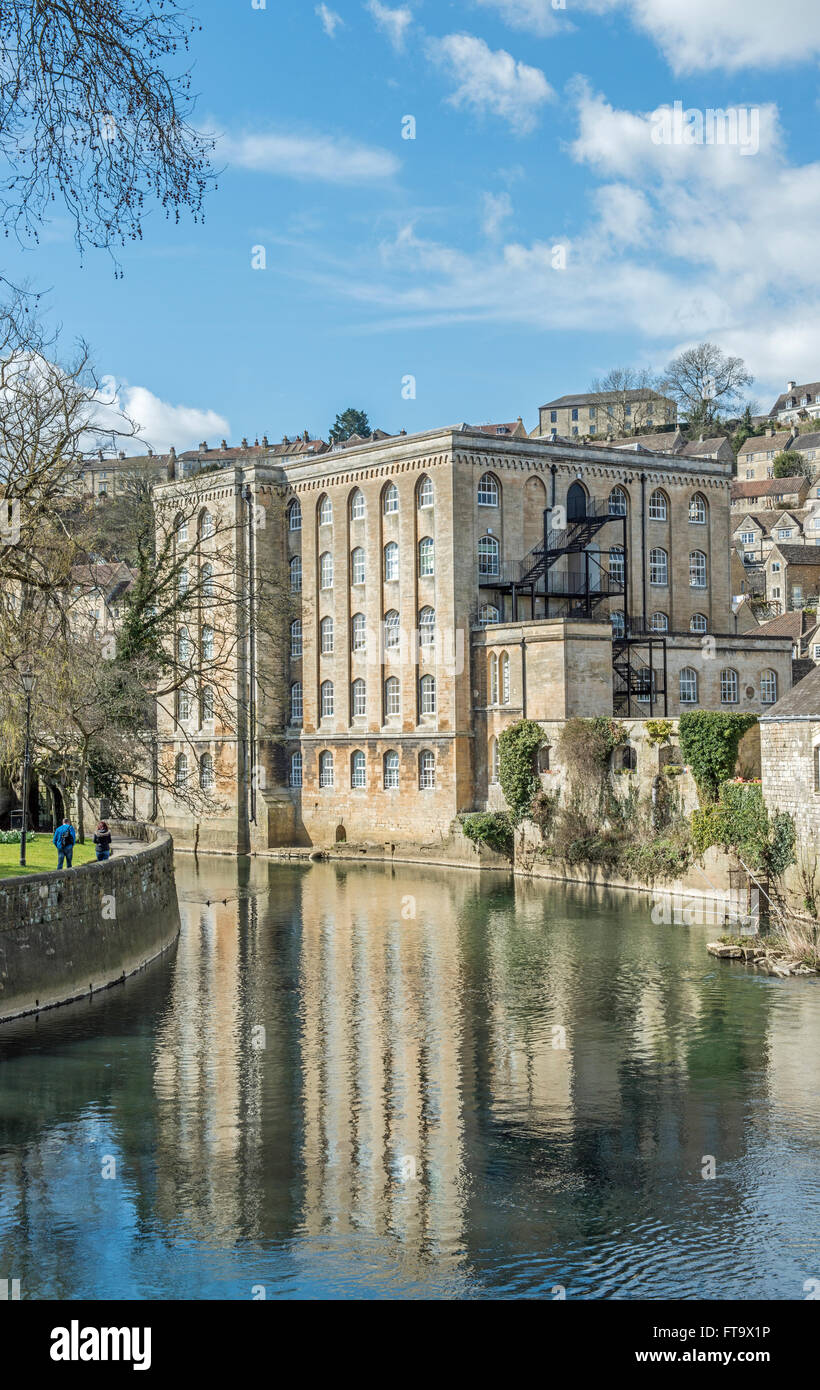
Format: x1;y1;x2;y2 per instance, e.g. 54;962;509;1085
19;669;36;869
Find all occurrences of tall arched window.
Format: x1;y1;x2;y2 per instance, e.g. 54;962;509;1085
419;674;436;716
320;680;334;718
384;541;399;582
648;488;668;521
201;685;214;721
478;535;499;576
501;651;511;704
178;567;189;597
384;609;400;648
351;546;366;585
201;625;214;660
177;688;191;722
383;482;399;514
318;494;333;526
650;611;668;633
418;606;435;647
690;612;708;633
384;750;400;789
609;545;625;584
384;676;400;717
199;753;215;792
489;737;500;784
178;626;191;663
478;604;500;626
175;515;189;544
288;499;302;531
649;548;668;586
477;473;499;506
489;652;499;704
611;610;626;638
350;488;365;520
320;552;334;589
689;492;707;524
201;562;214;599
290;682;303;725
679;667;698;704
290;555;302;592
290;619;302;658
418;536;434;577
419;750;435;789
417;476;433;509
609;486;627;517
320;616;334;653
289;751;302;788
351;678;366;717
761;669;778;705
318;751;334;787
690;551;707;588
351;750;366;788
175;752;188;787
720;668;739;704
351;612;366;651
199;509;215;539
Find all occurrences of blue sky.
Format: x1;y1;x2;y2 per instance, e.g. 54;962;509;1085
9;0;820;449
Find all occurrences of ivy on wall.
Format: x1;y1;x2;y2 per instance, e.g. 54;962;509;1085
498;720;545;822
691;781;795;879
678;711;758;803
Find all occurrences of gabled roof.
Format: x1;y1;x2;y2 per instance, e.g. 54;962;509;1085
539;388;672;410
736;431;794;458
731;476;808;500
760;660;820;719
767;542;820;567
749;610;817;642
770;381;820;415
791;431;820;452
468;419;528;438
679;435;731;457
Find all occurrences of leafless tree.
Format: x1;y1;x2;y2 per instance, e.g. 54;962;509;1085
589;365;666;437
660;343;753;428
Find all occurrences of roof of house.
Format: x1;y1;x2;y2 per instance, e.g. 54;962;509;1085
748;610;817;642
71;561;137;596
731;476;808;500
466;419;528;438
768;543;820;566
540;388;672;410
770;381;820;415
760;659;820;718
589;429;683;453
679;435;731;457
791;431;820;452
736;431;794;459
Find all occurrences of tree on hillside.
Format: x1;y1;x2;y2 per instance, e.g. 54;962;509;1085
660;343;753;427
773;450;812;479
588;366;664;436
329;407;371;443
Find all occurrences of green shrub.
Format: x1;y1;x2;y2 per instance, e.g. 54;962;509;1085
498;720;544;822
678;711;758;802
530;787;560;838
460;812;515;859
691;780;796;878
644;718;674;745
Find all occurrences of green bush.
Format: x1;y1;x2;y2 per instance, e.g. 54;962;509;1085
644;718;674;745
691;780;796;878
498;720;544;822
460;812;515;859
678;711;758;802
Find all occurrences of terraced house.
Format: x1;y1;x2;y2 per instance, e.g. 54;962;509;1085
153;422;793;852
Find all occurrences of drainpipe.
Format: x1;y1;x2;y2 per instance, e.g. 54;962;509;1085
640;472;648;629
520;637;527;718
243;483;257;827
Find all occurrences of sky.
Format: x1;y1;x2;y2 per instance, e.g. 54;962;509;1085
8;0;820;451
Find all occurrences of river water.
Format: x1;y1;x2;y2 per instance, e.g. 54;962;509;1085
1;855;818;1300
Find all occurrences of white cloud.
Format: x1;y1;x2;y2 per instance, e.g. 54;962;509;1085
427;33;555;133
95;378;230;455
475;0;567;37
316;4;343;38
481;191;513;239
365;1;413;51
220;130;400;184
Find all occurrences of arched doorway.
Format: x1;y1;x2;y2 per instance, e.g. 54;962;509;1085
567;481;587;520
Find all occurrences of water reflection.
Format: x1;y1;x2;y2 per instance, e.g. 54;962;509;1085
1;857;819;1299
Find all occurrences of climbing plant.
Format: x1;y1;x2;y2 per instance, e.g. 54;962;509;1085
461;811;514;858
691;781;796;878
498;720;544;822
678;711;758;802
644;718;674;746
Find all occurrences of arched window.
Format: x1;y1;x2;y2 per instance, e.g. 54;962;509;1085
419;750;435;789
175;515;189;544
174;752;188;788
351;612;366;651
689;492;707;524
761;669;778;705
650;611;668;633
649;548;668;586
501;651;511;704
318;751;334;787
720;668;739;704
178;626;191;663
690;550;707;588
288;499;302;531
384;542;399;582
609;545;625;584
477;473;499;506
351;546;366;585
384;750;400;790
351;750;366;788
320;552;334;589
201;625;214;660
177;688;191;722
290;682;303;724
320;680;334;718
418;536;434;577
489;652;499;704
567;481;587;520
201;685;214;721
384;609;400;649
690;612;708;634
609;486;627;517
318;494;333;527
679;667;698;704
611;610;626;638
290;555;302;592
384;676;400;717
350;488;365;520
351;678;366;717
418;606;435;647
201;562;214;599
320;616;334;653
489;737;500;785
178;567;189;597
199;509;215;539
419;674;436;716
620;744;637;771
478;535;499;576
199;753;215;792
478;603;499;627
383;482;399;514
290;619;302;658
417;476;433;509
289;751;303;788
648;488;668;521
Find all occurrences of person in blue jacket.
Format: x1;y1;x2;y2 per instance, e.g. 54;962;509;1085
53;817;76;869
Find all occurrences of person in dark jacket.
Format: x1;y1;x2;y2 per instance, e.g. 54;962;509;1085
93;821;112;861
53;817;76;869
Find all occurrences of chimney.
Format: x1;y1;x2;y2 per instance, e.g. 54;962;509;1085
282;435;290;445
787;380;796;392
220;438;227;450
241;437;248;448
118;451;126;459
166;455;176;482
303;429;310;443
699;433;705;442
262;435;269;448
199;441;207;451
169;446;176;458
254;437;259;447
767;424;776;436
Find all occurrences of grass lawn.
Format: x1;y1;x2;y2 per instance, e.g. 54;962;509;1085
0;838;98;879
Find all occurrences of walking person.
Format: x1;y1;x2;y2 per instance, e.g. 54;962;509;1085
53;816;76;869
93;820;112;861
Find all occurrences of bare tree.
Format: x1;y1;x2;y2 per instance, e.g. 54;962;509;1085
589;365;666;436
661;343;753;428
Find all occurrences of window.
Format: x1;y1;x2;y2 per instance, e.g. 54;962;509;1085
384;676;400;717
201;685;214;722
418;476;433;509
690;551;707;588
550;410;557;423
178;568;190;597
288;499;302;531
290;556;302;592
740;531;755;545
815;745;820;793
384;542;399;582
319;751;334;787
571;408;579;422
199;509;215;539
320;680;334;718
648;489;668;521
178;626;191;663
321;616;334;653
777;528;792;539
384;750;400;790
419;606;435;648
478;603;500;627
320;552;333;589
318;495;333;526
201;562;214;599
290;751;302;788
649;547;668;586
609;486;627;517
478;535;499;576
290;682;303;725
351;750;366;789
689;493;707;524
720;668;739;704
609;545;625;584
418;536;434;577
176;517;189;544
793;586;804;608
771;562;781;572
199;754;215;792
352;612;366;651
489;652;499;704
650;611;668;633
202;625;214;660
760;670;777;705
383;482;399;515
419;674;436;716
636;670;656;704
352;678;366;717
178;689;192;721
489;737;500;785
772;587;781;599
419;750;435;789
814;645;820;661
679;667;698;704
384;609;400;649
351;547;366;585
620;745;637;772
175;753;188;788
290;619;302;659
690;613;708;634
350;489;365;520
501;651;511;704
611;610;626;638
477;473;499;506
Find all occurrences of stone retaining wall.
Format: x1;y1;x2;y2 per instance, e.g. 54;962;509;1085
0;823;180;1022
